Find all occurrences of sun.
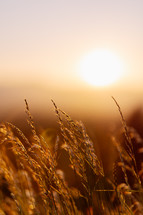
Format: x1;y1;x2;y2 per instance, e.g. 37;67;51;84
78;49;125;87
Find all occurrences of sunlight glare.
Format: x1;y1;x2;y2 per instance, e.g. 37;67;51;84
78;50;125;87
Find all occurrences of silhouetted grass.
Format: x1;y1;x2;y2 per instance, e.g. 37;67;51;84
0;99;142;214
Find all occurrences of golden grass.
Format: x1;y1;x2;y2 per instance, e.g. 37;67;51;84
0;99;142;214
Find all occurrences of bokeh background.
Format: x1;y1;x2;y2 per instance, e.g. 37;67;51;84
0;0;143;131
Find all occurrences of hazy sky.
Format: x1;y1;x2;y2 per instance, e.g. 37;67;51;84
0;1;143;119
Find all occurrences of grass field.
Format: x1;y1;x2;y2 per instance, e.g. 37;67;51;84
0;99;142;215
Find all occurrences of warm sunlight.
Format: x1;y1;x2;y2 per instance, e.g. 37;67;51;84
78;49;125;87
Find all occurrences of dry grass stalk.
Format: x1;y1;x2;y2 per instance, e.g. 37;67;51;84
0;99;142;214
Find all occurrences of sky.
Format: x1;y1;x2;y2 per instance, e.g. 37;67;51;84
0;0;143;120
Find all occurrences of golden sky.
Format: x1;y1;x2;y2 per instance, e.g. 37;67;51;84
0;1;143;119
